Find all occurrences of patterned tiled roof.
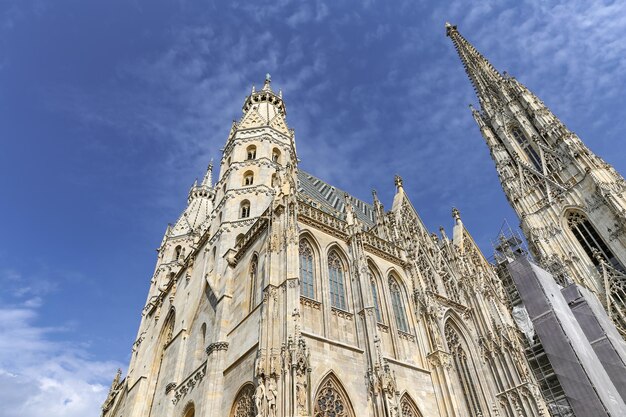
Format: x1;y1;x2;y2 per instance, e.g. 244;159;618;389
297;170;376;227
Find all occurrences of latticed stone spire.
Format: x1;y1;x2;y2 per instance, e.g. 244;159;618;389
448;23;626;337
446;22;505;111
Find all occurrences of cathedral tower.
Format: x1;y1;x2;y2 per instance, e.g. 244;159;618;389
446;23;626;336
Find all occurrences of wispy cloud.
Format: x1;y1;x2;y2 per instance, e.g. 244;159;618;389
45;0;626;248
0;269;121;417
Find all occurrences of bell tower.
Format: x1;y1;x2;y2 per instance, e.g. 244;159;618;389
447;23;626;336
213;74;297;249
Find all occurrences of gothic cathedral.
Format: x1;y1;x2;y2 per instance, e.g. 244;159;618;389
102;23;626;417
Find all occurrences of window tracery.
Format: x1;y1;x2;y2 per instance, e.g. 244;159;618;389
511;127;542;170
369;269;382;322
230;384;255;417
445;323;482;417
389;276;409;332
328;251;347;310
299;240;315;299
400;395;422;417
314;376;354;417
566;211;623;271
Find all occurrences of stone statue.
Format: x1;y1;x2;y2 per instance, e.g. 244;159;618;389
266;378;277;417
296;377;307;415
254;380;266;417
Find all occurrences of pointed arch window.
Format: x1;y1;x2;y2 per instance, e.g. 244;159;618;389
328;251;347;310
389;276;409;332
511;127;542;170
240;200;251;218
400;394;422;417
314;375;354;417
249;255;258;310
369;269;382;322
299;239;315;299
272;148;281;164
566;211;623;271
445;323;482;417
246;145;257;160
173;245;182;261
243;171;254;186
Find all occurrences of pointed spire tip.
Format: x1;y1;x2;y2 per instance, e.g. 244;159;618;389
445;22;457;36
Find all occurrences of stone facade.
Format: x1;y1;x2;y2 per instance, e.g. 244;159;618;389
446;23;626;337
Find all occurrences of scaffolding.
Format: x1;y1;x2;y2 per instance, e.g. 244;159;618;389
491;220;574;417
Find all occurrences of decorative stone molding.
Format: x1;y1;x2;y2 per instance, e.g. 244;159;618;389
331;307;354;321
300;297;322;310
426;350;452;370
206;341;229;356
172;362;207;405
165;382;177;394
398;331;416;342
297;200;348;241
131;331;146;352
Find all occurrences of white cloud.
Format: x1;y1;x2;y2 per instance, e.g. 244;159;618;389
0;270;121;417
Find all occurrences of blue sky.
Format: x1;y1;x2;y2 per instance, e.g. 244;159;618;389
2;1;626;415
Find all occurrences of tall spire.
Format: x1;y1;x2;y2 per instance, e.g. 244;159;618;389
201;161;213;187
446;23;505;110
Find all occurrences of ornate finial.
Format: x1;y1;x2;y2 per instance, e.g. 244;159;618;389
445;22;456;36
452;207;461;222
394;175;403;191
262;73;272;91
372;189;378;200
202;160;214;187
251;84;255;93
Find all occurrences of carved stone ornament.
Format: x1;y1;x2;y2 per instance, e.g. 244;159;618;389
172;363;207;405
206;341;229;356
314;378;353;417
233;384;256;417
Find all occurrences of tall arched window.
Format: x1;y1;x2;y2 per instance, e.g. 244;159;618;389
328;251;347;310
246;145;257;160
249;255;258;310
389;276;409;332
369;269;382;322
299;239;315;299
445;323;482;417
240;200;251;218
197;323;207;361
313;374;355;417
511;127;542;170
567;211;623;271
147;309;176;414
243;171;254;186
